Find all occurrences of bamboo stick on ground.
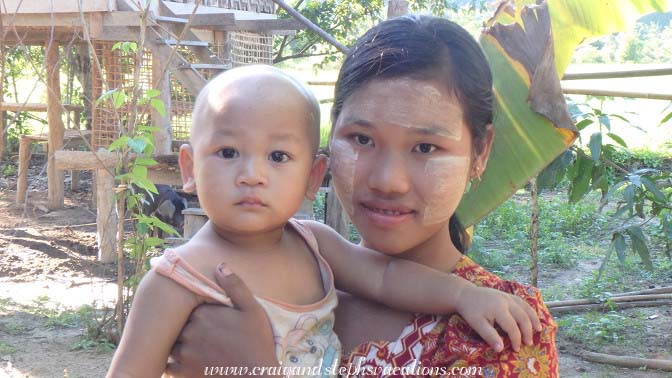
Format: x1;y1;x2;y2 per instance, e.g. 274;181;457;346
550;300;672;315
547;293;672;308
578;351;672;372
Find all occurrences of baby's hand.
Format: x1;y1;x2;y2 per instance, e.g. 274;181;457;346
454;285;542;353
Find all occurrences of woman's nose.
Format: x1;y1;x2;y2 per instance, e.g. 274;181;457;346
367;152;411;195
236;157;268;187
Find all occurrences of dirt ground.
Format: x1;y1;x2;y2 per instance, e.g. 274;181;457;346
0;159;671;377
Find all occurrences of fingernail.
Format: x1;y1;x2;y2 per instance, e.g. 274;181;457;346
217;263;233;276
494;342;503;352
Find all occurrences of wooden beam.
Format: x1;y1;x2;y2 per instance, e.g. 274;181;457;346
562;66;672;80
1;0;115;13
0;13;85;28
561;85;672;100
46;39;64;210
55;150;116;170
0;102;84;112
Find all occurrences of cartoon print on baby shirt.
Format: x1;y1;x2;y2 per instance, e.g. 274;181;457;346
277;314;340;376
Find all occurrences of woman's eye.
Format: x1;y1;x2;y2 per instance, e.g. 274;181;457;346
414;143;437;154
269;151;290;163
218;148;239;159
353;134;373;146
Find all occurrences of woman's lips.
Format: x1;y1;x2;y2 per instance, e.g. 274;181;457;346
359;201;415;228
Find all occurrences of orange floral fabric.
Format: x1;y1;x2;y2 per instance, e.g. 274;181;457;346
342;255;558;377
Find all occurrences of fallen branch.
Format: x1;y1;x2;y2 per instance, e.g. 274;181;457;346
550;300;672;315
578;350;672;372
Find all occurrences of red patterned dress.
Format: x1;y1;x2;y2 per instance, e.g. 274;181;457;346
341;255;558;377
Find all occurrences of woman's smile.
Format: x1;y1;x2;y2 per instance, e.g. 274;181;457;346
359;200;416;228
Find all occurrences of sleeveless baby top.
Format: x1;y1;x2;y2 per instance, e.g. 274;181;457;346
150;219;341;377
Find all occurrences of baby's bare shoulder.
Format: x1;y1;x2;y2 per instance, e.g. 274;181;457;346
168;234;235;284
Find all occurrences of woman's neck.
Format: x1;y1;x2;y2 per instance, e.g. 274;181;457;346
373;224;463;273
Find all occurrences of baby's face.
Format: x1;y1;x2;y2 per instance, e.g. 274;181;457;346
187;79;321;235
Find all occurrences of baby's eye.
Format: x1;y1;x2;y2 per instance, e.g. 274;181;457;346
413;143;437;154
269;151;290;163
218;148;239;159
352;134;373;147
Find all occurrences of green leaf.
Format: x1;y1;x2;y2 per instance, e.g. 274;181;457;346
588;132;602;162
628;174;642;188
133;177;158;195
134;157;158;167
152;217;180;237
137;125;162;133
128;138;147;154
145;89;161;98
108;136;131;152
150;98;166;117
598;115;611;130
132;165;148;178
96;89;117;106
575;118;594;131
606;133;627;148
569;154;593;203
145;237;165;247
641;177;667;202
112;91;127;109
626;226;653;270
659;111;672;126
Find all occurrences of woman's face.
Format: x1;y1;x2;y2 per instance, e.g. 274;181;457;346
330;78;483;255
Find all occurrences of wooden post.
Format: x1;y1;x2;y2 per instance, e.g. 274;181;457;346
97;167;117;263
151;51;172;154
46;40;65;210
387;0;409;18
16;136;31;205
70;109;82;191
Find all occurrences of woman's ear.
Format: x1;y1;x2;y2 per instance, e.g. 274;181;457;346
305;155;328;201
472;124;495;179
179;144;197;193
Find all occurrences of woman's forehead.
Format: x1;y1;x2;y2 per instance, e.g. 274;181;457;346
337;78;465;140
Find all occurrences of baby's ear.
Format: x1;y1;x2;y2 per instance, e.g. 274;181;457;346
305;155;327;201
179;144;197;193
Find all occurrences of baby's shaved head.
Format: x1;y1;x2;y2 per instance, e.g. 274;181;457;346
190;65;321;154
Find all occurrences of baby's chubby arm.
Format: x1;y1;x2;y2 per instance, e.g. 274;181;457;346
107;268;201;378
304;220;542;353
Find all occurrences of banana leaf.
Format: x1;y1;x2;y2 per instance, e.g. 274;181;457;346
456;0;671;227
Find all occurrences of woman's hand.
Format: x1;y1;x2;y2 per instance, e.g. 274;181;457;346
454;285;542;353
165;265;278;378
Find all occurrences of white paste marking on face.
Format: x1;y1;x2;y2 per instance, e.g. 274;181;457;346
329;139;357;215
422;156;470;225
355;79;463;140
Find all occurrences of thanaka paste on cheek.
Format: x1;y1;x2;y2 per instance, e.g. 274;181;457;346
354;80;464;140
329;139;357;215
421;156;470;225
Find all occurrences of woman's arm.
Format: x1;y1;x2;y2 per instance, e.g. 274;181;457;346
304;220;541;352
107;270;200;378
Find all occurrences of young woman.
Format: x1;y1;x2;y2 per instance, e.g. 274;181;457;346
166;15;558;378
